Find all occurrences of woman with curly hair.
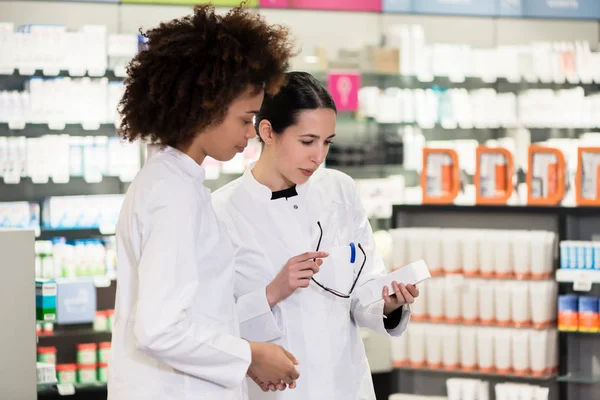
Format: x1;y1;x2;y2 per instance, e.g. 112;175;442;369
108;5;300;400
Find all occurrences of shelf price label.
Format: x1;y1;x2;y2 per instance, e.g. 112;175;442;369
56;383;75;396
573;272;593;292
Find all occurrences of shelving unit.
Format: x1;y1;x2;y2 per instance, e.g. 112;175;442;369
391;204;600;400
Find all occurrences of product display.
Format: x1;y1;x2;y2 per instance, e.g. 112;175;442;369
36;362;57;385
558;295;600;333
35;236;116;280
41;194;124;231
575;147;600;205
56;364;77;384
445;378;488;400
392;323;558;377
560;240;600;271
494;383;550;400
37;347;57;365
474;146;514;205
0;201;39;230
390;228;556;279
0;23;138;76
409;276;557;329
35;279;57;322
0;135;141;184
527;146;566;206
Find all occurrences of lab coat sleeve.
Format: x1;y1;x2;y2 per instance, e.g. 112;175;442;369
346;178;411;337
236;287;285;342
222;220;285;342
133;182;251;389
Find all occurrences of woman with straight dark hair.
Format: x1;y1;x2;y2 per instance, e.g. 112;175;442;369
213;71;419;399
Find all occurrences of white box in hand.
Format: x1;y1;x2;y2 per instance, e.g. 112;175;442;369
357;259;430;306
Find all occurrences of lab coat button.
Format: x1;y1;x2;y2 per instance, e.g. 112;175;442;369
293;205;298;209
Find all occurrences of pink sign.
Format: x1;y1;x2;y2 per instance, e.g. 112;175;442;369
290;0;381;12
259;0;289;7
327;72;360;112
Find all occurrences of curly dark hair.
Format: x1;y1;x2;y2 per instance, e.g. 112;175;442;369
118;4;296;149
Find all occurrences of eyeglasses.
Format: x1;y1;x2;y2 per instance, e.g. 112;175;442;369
312;221;366;299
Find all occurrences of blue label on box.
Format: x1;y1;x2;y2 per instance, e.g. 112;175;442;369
56;279;97;324
559;294;579;312
579;296;599;313
523;0;600;20
413;0;497;16
382;0;412;12
36;295;57;309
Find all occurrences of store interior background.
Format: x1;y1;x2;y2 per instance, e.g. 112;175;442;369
1;1;600;400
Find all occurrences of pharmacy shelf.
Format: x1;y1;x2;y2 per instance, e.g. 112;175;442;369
557;373;600;384
556;269;600;284
413;318;554;330
38;228;114;240
395;366;557;381
393;204;600;217
0;122;118;137
38;382;107;396
559;330;600;336
0;69;124;80
0;176;126;202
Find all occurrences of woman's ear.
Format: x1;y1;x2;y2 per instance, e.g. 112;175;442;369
258;120;275;144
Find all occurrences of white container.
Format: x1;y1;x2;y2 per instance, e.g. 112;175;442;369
408;229;426;267
479;231;496;277
547;329;558;375
444;277;462;323
493;328;512;374
442;326;460;370
410;279;428;321
446;378;462;400
511;330;531;375
462;234;480;276
459;326;477;371
461;279;479;323
511;281;531;327
476;327;495;372
442;233;462;274
478;281;496;324
390;229;408;271
427;278;446;322
426;325;443;369
407;323;426;367
529;281;556;328
529;329;548;376
421;228;442;275
494;282;512;326
494;232;513;278
512;231;531;279
531;231;555;279
391;333;409;367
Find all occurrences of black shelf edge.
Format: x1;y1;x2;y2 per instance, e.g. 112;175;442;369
0;123;117;137
0;176;126;202
559;330;600;336
392;204;600;217
395;366;557;381
38;382;107;396
38;228;114;240
38;328;112;340
0;69;124;80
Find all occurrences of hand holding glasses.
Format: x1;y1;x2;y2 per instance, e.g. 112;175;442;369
312;221;367;299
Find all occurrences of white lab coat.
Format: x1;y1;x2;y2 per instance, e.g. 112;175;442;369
212;167;410;400
108;146;251;400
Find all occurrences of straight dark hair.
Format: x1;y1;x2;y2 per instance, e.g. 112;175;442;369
255;71;336;137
